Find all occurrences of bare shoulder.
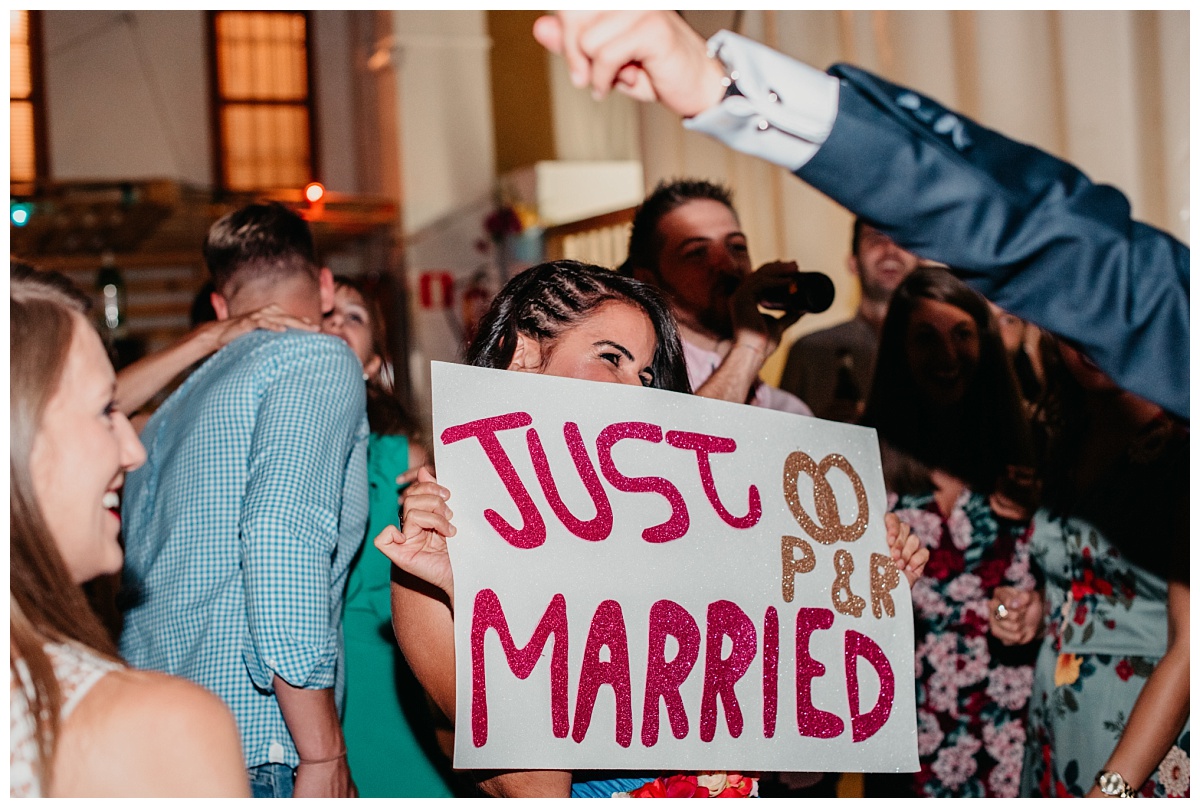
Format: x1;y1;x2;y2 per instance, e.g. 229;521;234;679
90;668;234;729
51;668;249;797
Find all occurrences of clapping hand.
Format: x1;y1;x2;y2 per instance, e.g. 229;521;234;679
374;466;456;601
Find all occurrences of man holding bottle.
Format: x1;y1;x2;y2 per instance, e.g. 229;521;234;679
620;178;821;416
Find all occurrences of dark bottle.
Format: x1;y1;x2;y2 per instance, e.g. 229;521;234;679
758;271;836;316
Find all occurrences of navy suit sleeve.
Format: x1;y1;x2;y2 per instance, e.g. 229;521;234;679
796;64;1189;419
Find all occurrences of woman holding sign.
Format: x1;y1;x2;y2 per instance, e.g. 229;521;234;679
378;259;929;798
990;340;1189;798
860;267;1038;798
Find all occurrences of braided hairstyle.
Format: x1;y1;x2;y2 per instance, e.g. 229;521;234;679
465;260;691;394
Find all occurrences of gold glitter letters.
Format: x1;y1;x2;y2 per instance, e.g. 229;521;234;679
780;535;817;603
831;549;866;617
868;553;900;619
782;452;869;545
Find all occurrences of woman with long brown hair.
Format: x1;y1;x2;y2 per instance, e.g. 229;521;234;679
860;266;1038;798
10;263;248;797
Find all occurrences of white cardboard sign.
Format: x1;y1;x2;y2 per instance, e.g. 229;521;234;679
432;361;918;773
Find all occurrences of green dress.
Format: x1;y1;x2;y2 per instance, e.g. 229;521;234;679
342;433;457;797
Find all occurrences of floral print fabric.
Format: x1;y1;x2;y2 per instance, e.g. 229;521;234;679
1021;511;1190;797
889;488;1036;797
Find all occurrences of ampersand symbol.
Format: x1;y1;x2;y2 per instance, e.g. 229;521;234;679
831;549;866;618
782;451;869;545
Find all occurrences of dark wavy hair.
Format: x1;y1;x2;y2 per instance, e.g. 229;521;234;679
203;201;318;298
620;178;736;276
465;260;691;394
1033;336;1187;580
861;266;1033;495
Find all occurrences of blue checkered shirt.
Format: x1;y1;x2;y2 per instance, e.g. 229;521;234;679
119;329;369;770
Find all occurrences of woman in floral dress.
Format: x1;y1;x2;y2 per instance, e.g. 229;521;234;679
993;340;1189;798
860;268;1039;797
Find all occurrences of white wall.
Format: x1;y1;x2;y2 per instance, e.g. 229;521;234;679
390;10;496;235
41;10;360;192
313;11;359;194
44;11;210;184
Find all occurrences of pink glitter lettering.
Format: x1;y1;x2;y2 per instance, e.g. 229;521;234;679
527;422;614;541
641;599;700;747
666;430;761;529
572;600;633;747
794;607;845;739
763;606;779;739
440;412;546;549
470;589;569;748
699;600;757;742
597;422;689;543
845;629;894;743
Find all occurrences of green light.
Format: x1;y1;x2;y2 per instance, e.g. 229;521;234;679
11;202;33;227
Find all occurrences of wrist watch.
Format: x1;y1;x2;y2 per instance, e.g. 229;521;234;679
1095;770;1136;798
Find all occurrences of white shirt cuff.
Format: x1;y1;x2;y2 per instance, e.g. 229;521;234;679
684;30;840;172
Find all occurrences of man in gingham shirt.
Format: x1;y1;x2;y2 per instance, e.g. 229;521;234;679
119;203;369;798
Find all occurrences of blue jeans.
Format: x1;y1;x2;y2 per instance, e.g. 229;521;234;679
248;763;295;798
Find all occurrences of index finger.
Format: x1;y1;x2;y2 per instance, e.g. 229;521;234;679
1008;589;1033;608
533;14;564;53
552;11;602;89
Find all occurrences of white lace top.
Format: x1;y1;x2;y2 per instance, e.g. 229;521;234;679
10;641;122;797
